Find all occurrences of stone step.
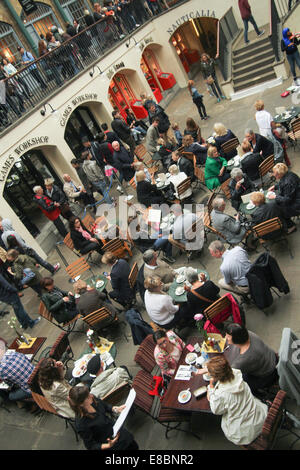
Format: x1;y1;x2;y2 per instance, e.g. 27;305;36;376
232;42;273;64
233;70;277;92
233;63;275;84
232;36;270;56
232;51;275;74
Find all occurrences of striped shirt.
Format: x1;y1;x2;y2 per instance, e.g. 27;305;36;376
0;352;34;393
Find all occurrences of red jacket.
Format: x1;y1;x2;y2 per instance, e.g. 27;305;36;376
238;0;251;20
204;293;243;334
34;194;61;221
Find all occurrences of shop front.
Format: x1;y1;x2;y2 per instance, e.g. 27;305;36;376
140;46;176;101
170;17;218;75
64;105;101;158
3;148;62;238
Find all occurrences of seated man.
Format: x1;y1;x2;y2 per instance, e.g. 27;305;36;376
143;249;176;289
171;150;195;181
0;348;34;403
240;139;263;183
74;280;117;320
209;240;251;296
101;252;135;307
245;128;274;160
229;168;255;211
225;323;278;395
210;197;247;244
86;354;132;400
250;191;289;236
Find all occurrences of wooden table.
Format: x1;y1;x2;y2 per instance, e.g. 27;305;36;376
8;336;47;359
161;336;238;413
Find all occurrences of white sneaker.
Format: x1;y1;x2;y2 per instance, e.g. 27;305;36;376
117;185;124;194
135;24;140;27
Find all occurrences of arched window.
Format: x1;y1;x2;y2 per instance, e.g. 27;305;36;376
58;0;91;24
0;22;23;66
21;2;61;44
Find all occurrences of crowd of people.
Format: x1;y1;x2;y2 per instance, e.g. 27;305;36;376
0;8;299;449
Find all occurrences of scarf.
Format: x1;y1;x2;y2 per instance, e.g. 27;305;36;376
77;226;92;240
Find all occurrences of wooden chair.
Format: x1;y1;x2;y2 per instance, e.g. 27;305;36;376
102;237;133;258
63;233;98;267
176;177;192;202
82;213;96;232
193;158;209;192
258;154;275;188
168;224;206;266
134;334;158;374
181;151;194;161
240;390;287;450
128;262;138;290
39;301;82;333
203;211;231;246
28;361;79;441
251;217;293;259
65;257;93;280
220;137;240;157
203;294;245;331
207;190;217;215
287;117;300;148
82;307;128;342
49;332;74;368
129;177;137;190
218;178;232;200
135;144;157;168
101;382;132;406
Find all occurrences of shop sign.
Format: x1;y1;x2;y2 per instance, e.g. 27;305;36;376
60;93;98;126
106;61;126;80
0;155;15;182
18;0;37;15
144;37;154;45
14;136;49;156
167;10;216;34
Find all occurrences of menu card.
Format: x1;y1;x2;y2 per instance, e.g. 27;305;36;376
175;365;192;381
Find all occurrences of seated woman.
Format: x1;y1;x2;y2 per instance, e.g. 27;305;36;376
229;168;255;211
136;170;166;207
69;216;103;255
182;134;207;165
152;329;185;380
250;191;289;236
41;277;79;324
38;357;75;419
156;137;175;170
240;139;263;183
101;251;135;307
213;123;238;161
168;164;193;202
183;117;201;142
204;145;230;190
184;267;220;318
144;275;185;329
268;162;300;230
206;356;268;446
133;161;152;186
224;323;278;395
68;385;138;451
74;280;117;320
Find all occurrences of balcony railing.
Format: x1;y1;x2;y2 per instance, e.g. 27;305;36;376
0;0;187;135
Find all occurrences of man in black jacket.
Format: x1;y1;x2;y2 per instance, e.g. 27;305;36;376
147;103;175;145
82;137;106;171
112;141;134;183
171;150;195;180
111;110;136;156
102;252;135;307
245;129;274;159
240;139;263;182
44;178;74;220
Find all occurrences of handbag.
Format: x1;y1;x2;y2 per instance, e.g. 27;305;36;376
206;75;214;85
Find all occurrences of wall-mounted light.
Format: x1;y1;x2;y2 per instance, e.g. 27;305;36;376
90;65;103;77
40;103;56;116
126;36;140;48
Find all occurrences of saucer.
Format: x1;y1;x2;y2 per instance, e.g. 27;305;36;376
185;352;197;365
178;390;191;404
175;286;185;296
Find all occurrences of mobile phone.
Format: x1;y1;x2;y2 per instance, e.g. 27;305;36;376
190;365;198;373
193;386;207;398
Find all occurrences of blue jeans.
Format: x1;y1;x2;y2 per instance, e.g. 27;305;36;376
92;180;113;204
152;237;173;257
9;387;32;402
287;50;300;79
243;15;260;43
9;294;35;329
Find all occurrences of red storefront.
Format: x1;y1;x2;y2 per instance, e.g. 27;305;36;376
141;48;177;101
108;73;148;120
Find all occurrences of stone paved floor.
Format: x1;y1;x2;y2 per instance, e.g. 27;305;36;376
1;62;300;453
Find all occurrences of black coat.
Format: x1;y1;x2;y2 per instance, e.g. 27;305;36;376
251;201;287;238
111;118;131;141
70;226;94;252
178;156;194;180
275;171;300;218
241;152;263;181
136;180;164;207
110;259;134;301
148;105;170;134
215;130;237;160
246;252;289;309
252;133;274;159
113;148;134;181
186;281;220;314
229;175;255;210
0;273;18;303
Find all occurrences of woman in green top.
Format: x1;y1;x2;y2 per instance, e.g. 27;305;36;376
205;145;230;190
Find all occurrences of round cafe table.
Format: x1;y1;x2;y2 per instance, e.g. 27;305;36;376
168;268;210;303
239;190;270;215
273;106;300;131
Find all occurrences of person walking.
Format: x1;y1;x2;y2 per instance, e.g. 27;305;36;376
187;80;208;120
238;0;265;44
200;53;225;102
111;110;136;156
81;151;113;205
17;47;48;91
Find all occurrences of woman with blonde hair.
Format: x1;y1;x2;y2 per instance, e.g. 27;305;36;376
168;164;193;201
204;145;230;189
144;275;185;329
254;100;273;137
206;356;268;446
187;79;208;120
267;162;300;230
213;122;238;160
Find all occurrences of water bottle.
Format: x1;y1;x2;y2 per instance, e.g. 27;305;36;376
201;350;209;363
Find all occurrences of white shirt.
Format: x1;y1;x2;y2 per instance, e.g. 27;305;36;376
169;172;193;200
220;246;251;287
144;290;179;325
255;110;273;137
